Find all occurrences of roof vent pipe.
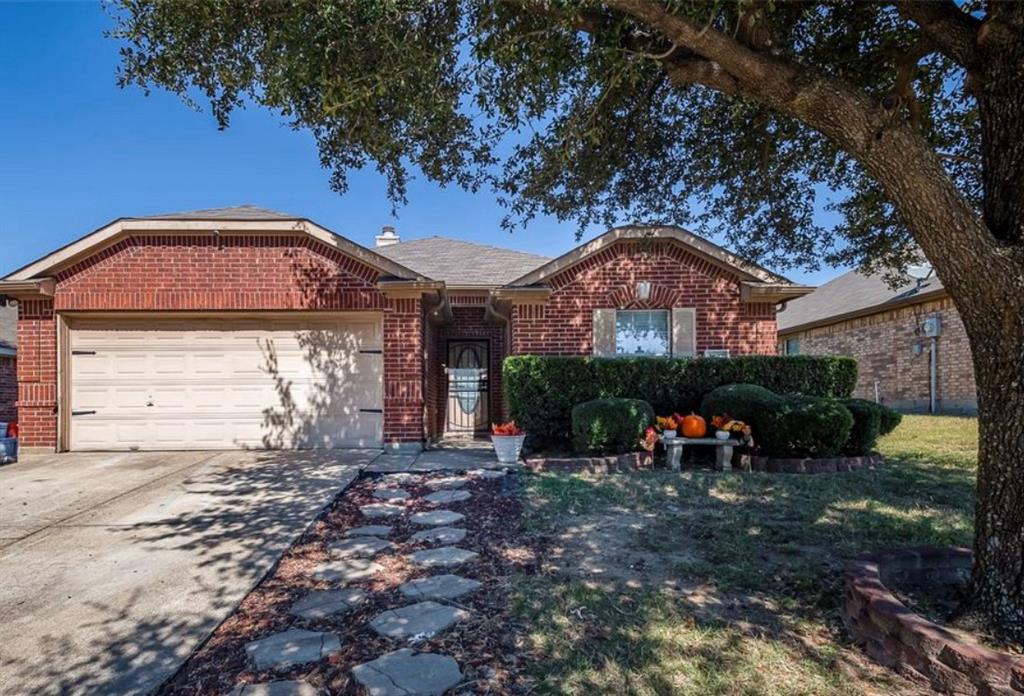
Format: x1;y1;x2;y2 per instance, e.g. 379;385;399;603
376;225;400;247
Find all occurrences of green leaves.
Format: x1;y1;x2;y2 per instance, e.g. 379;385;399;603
109;1;978;273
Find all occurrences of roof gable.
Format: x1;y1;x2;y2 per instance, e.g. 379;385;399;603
4;210;426;282
504;225;794;288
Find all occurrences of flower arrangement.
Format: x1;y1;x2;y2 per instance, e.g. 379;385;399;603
640;426;659;452
711;414;752;441
491;420;524;436
655;415;678;433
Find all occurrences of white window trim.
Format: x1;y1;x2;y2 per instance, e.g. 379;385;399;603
703;349;730;358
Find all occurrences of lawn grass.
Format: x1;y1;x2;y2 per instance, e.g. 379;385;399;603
513;415;978;695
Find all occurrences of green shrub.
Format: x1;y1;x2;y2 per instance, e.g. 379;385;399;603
842;398;883;455
878;405;903;435
699;383;784;443
762;396;855;458
504;355;857;448
571;398;655;454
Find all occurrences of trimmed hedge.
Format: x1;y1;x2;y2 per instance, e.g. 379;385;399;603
842;398;883;456
504;355;857;447
571;398;655;454
699;383;783;446
878;406;903;436
763;395;855;458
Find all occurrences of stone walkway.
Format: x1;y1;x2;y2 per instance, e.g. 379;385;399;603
237;444;513;696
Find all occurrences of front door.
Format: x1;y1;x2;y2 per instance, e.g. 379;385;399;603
445;341;489;435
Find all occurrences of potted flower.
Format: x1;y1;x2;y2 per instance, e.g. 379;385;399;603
491;420;526;464
639;426;659;467
711;415;752;443
655;415;678;440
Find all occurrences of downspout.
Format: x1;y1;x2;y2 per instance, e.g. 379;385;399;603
929;336;938;414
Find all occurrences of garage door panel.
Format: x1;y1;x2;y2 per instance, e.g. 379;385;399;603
69;315;385;450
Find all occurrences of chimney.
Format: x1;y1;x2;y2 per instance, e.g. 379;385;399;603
375;225;400;247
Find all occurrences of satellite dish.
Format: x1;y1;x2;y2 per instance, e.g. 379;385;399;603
906;263;933;281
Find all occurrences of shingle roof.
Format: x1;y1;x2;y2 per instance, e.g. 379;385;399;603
777;268;945;333
0;304;16;354
376;236;550;286
132;205;300;221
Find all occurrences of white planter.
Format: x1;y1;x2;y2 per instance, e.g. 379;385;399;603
662;430;677;440
715;430;730;440
491;434;526;463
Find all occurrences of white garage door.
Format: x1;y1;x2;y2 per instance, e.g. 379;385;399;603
68;315;384;451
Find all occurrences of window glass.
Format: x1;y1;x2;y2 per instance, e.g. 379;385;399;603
615;310;670;356
785;338;800;355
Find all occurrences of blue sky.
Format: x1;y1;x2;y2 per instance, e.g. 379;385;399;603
0;2;843;284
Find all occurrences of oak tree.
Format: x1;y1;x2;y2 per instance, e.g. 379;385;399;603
111;0;1024;640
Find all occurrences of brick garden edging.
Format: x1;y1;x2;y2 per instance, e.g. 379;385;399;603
842;547;1024;695
744;452;884;474
523;452;655;473
524;452;883;475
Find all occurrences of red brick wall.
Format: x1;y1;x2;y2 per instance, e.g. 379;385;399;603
18;234;425;449
17;299;56;447
780;297;977;414
0;355;16;424
426;302;507;439
510;240;777;355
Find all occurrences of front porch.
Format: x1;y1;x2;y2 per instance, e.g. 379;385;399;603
424;297;509;443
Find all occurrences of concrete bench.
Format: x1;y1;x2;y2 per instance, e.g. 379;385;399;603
662;435;741;472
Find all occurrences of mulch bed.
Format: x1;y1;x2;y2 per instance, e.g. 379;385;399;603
157;471;543;695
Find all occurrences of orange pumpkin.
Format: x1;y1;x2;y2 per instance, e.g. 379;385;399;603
681;413;707;438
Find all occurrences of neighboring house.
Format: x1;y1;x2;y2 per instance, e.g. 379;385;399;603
777;267;977;414
0;206;810;452
0;304;16;423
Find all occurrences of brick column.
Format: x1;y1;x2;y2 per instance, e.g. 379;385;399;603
382;297;424;450
17;299;57;449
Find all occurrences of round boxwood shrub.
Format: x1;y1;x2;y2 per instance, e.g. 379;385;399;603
842;398;884;455
699;383;783;443
571;397;655;454
878;405;903;436
763;395;855;458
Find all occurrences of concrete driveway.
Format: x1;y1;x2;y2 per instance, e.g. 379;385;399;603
0;449;379;695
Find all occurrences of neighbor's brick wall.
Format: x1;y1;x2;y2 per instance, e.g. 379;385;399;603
510;240;777;355
425;299;507;439
0;355;17;424
18;234;425;449
780;297;976;414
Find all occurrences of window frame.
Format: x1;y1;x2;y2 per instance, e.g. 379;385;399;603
613;309;671;357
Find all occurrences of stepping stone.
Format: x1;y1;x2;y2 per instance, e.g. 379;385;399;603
470;468;507;479
408;546;479;569
373;488;410;501
361;503;405;518
352;648;462;696
399;574;482;601
229;681;321;696
424;489;471;505
369;601;469;640
409;526;466;545
410;510;464;526
244;628;341;671
425;476;468;490
327;537;393;558
382;472;421;484
290;588;367;619
312;558;383;583
345;525;392;537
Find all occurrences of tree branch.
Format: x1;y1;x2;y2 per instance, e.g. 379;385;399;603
892;0;981;67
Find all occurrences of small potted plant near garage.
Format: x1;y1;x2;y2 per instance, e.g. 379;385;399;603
491;420;526;464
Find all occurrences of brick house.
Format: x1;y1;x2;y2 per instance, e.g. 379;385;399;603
0;206;810;452
0;304;16;424
777;268;977;414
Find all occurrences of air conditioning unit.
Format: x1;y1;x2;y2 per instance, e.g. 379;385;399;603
922;315;941;337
